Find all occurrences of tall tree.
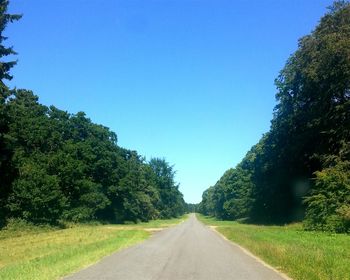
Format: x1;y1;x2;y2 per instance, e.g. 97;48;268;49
199;1;350;232
0;0;21;90
149;158;186;218
0;0;21;227
2;90;186;225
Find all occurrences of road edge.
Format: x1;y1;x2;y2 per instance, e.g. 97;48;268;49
206;225;293;280
62;217;189;280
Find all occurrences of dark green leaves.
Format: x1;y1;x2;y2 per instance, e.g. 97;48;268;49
199;1;350;232
1;90;186;226
304;161;350;232
0;0;21;87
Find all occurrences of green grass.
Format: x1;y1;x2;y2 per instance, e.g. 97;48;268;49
197;214;350;280
0;215;188;280
135;214;188;228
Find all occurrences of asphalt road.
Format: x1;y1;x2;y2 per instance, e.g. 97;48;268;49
65;214;287;280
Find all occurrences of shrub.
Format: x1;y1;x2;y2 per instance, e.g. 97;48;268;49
304;161;350;233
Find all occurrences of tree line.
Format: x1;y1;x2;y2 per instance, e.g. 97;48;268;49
0;0;187;227
198;1;350;233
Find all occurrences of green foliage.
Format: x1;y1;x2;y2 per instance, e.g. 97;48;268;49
0;76;186;227
116;157;159;222
0;0;21;87
0;0;185;227
185;203;197;213
198;143;258;221
0;89;186;226
149;158;186;218
304;161;350;232
0;0;21;228
199;1;350;232
7;161;67;224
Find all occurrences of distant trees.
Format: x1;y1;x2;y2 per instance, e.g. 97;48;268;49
198;1;350;233
198;141;261;222
185;203;197;213
0;0;186;227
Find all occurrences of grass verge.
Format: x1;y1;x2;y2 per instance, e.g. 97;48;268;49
0;215;188;280
197;214;350;280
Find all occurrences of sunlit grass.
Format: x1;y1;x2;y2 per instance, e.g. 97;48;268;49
0;215;188;280
197;214;350;280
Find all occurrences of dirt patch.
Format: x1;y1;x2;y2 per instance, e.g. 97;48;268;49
144;228;165;233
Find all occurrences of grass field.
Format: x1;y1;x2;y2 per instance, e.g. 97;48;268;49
0;215;188;280
197;214;350;280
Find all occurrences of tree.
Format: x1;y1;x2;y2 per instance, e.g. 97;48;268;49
0;0;21;90
7;159;67;224
199;1;350;231
149;158;186;218
304;161;350;233
0;0;21;227
116;156;159;222
0;1;187;227
0;89;186;225
248;1;350;225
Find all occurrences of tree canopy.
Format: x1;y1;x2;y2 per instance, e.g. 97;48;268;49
0;0;186;227
198;1;350;233
0;89;187;226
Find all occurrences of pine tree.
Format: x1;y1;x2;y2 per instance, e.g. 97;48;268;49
0;0;21;91
0;0;21;227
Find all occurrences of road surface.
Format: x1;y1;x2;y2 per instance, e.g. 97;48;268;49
65;214;287;280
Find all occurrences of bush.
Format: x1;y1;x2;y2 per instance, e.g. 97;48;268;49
304;161;350;233
7;162;67;224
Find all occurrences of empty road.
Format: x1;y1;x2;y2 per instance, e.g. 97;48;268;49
65;214;287;280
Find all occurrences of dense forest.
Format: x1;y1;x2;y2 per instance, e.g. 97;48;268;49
198;1;350;233
0;0;187;228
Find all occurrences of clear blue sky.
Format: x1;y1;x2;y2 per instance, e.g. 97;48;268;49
8;0;333;203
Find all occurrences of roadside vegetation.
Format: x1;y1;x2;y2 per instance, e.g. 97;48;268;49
0;215;188;280
198;214;350;280
198;1;350;233
0;0;189;229
0;2;188;278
